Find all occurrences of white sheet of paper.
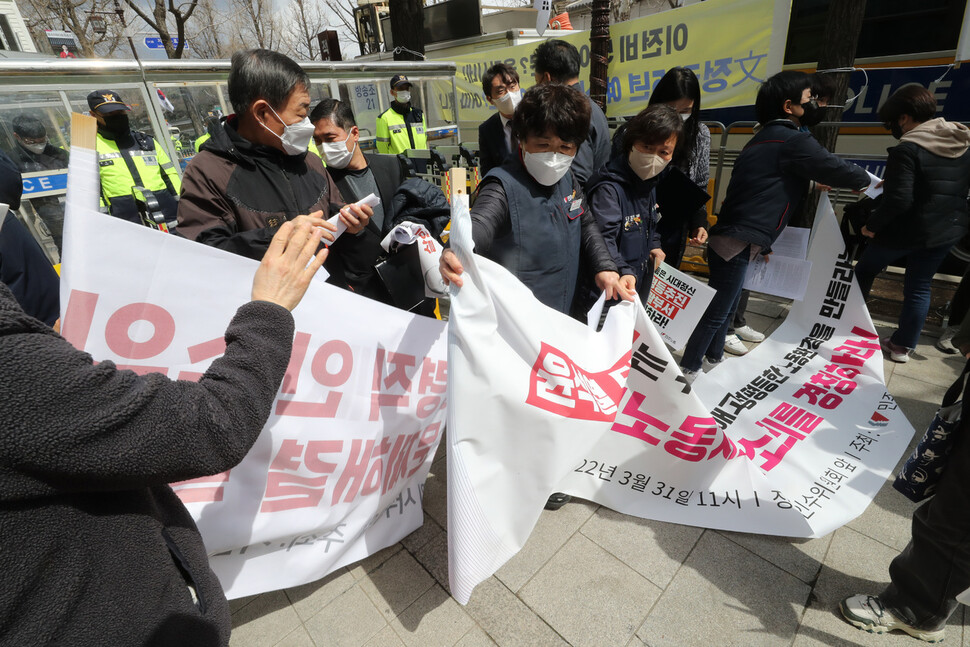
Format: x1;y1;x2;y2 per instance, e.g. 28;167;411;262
743;253;813;301
864;171;883;199
322;193;380;247
770;226;810;260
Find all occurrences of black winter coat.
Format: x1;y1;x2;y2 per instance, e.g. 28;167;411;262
0;285;293;646
866;137;970;249
712;120;869;251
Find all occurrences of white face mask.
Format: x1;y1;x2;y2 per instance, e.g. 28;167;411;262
680;112;691;122
21;139;48;155
321;136;357;169
261;104;315;156
628;149;670;181
523;150;574;186
494;89;521;115
395;90;411;104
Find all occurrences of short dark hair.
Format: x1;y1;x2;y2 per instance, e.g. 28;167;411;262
310;98;357;130
533;39;580;83
755;70;812;124
622;105;683;154
482;63;520;98
811;73;838;102
228;49;310;116
12;114;46;139
512;83;590;146
879;83;937;126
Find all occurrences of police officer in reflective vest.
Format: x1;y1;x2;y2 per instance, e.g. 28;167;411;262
375;75;428;155
89;90;181;229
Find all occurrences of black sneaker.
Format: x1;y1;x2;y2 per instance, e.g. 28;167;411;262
544;493;571;510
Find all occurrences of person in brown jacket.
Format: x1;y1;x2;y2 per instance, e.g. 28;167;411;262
177;49;372;261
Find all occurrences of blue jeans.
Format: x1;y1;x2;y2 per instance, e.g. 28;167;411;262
854;242;953;349
681;245;750;371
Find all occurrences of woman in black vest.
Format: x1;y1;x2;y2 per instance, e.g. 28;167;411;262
440;83;631;314
440;84;633;511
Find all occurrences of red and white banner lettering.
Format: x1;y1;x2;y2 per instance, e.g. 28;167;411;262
445;195;915;604
60;151;447;598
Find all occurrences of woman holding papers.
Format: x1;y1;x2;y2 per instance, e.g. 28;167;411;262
853;84;970;363
679;71;869;384
583;105;683;307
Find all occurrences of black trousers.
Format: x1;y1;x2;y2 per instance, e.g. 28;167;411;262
882;364;970;630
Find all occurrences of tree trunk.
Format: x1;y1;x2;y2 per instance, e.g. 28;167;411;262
589;0;610;112
792;0;867;228
389;0;423;60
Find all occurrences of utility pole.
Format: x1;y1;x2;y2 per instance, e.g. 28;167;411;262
589;0;610;111
793;0;867;227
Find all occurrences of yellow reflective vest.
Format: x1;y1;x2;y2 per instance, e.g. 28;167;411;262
194;132;211;153
375;106;428;155
97;131;182;226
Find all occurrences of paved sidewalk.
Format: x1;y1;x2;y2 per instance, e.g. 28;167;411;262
230;297;969;647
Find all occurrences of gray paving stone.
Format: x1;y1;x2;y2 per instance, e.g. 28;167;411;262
580;507;703;589
422;452;448;528
845;478;921;553
358;548;435;620
230;593;259;614
637;530;810;647
624;635;649;647
411;518;450;590
274;626;316;647
230;590;304;647
519;533;658;647
494;500;597;592
716;530;832;585
463;576;568;647
349;543;404;581
304;584;387;647
389;584;476;647
284;567;357;622
454;627;499;647
400;515;444;554
891;347;965;389
791;526;964;646
887;374;949;436
361;625;407;647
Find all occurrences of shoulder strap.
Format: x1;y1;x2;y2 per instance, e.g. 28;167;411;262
942;361;970;408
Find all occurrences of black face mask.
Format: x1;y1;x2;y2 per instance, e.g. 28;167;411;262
799;98;822;128
99;114;130;137
888;121;903;140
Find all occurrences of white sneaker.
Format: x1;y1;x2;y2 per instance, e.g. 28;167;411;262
682;368;700;385
937;326;959;354
724;335;749;356
703;357;723;370
840;595;945;643
734;325;766;343
881;337;911;363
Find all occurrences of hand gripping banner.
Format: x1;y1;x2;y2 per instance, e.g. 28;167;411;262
445;195;915;605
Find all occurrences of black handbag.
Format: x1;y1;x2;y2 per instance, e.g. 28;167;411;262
892;363;969;502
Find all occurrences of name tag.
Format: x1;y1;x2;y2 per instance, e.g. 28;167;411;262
99;160;114;167
142;155;157;166
569;198;583;212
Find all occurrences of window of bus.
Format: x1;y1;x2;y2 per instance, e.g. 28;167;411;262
785;0;965;64
151;83;225;165
0;90;73;262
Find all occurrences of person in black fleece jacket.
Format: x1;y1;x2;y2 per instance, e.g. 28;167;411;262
679;71;869;380
0;219;328;646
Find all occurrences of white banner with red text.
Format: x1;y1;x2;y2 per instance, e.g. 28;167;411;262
445;195;915;605
60;197;448;599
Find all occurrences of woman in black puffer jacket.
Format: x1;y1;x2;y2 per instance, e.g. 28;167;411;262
855;84;970;363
